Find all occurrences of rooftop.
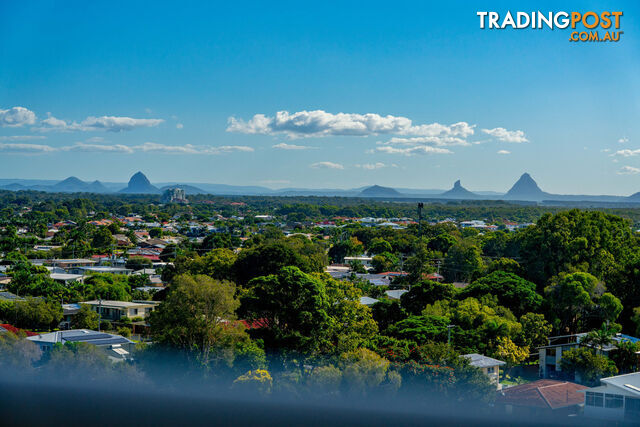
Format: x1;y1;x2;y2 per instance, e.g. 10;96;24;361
496;380;587;410
462;353;506;368
26;329;133;346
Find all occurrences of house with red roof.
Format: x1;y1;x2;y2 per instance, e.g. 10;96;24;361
495;379;587;416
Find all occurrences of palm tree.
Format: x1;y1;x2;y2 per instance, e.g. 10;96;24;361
581;323;616;353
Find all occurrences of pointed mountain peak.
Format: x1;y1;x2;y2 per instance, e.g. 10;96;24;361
441;180;476;198
505;173;546;200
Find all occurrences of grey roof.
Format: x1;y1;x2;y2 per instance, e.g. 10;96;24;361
385;289;408;299
359;296;379;306
462;353;506;368
27;329;133;347
600;372;640;395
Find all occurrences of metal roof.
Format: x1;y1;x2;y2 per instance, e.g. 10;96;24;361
462;353;506;368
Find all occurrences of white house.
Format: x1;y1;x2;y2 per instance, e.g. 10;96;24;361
581;372;640;421
462;353;506;389
27;329;135;361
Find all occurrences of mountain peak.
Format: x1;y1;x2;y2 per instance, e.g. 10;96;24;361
505;173;546;200
441;180;476;198
119;172;160;194
359;185;402;197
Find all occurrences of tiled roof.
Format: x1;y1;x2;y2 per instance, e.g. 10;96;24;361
496;380;587;409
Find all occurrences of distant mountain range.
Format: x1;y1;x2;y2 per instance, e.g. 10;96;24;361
1;172;640;204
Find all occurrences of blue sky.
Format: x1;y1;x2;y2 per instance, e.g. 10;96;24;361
1;0;639;194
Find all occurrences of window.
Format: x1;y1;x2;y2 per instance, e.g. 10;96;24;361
605;394;623;409
586;392;604;407
487;367;494;374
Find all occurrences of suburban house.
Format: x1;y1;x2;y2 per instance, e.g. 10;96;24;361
26;329;135;361
581;372;640;421
43;258;96;269
69;266;133;276
462;353;506;389
344;256;373;268
539;333;640;379
81;300;158;321
495;379;587;417
50;273;85;285
359;296;379;306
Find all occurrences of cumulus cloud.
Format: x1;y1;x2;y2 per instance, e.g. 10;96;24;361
619;137;629;144
60;143;135;153
355;162;388;170
310;161;344;170
375;145;452;156
0;107;36;127
614;149;640;157
0;135;46;141
497;150;511;155
272;142;314;150
0;141;253;155
227;110;475;139
481;127;528;143
618;166;640;175
37;113;164;132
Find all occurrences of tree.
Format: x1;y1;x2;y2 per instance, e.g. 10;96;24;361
149;274;250;368
461;271;542;317
192;248;237;281
493;337;529;377
387;315;450;343
241;267;376;355
442;241;484;282
71;304;100;330
400;280;457;315
368;238;393;255
371;252;398;273
91;227;115;252
560;347;617;386
339;348;393;395
581;323;618;352
328;237;363;263
610;340;640;374
518;312;552;348
371;299;406;332
14;297;63;330
125;256;153;271
234;241;326;285
545;272;600;334
486;258;522;276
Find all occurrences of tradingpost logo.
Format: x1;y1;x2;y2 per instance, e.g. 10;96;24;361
477;11;623;42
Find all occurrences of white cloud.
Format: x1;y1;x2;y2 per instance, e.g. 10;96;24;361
619;137;629;144
176;123;184;129
38;113;164;132
481;127;528;143
385;136;471;147
375;145;452;156
601;148;611;153
618;166;640;175
0;143;56;153
497;150;511;155
0;107;36;127
356;162;387;170
227;110;475;139
60;143;135;153
614;149;640;157
272;142;314;150
310;161;344;170
0;135;46;141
